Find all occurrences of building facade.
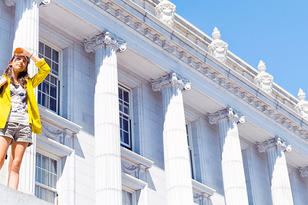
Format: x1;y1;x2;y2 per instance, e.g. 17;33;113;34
0;0;308;204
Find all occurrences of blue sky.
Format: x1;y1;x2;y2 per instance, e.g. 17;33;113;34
174;0;308;98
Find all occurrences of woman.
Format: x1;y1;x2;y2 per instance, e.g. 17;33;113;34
0;47;50;189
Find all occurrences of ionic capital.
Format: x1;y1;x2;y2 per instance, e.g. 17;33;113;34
3;0;16;6
299;166;308;177
84;31;127;53
151;72;191;92
257;137;292;153
208;106;245;125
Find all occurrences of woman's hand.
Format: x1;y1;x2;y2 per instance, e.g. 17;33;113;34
14;47;40;63
14;47;31;57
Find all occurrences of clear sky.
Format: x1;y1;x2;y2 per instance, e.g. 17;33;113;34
174;0;308;98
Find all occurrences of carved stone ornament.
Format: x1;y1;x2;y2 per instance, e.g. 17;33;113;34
151;72;191;92
254;60;274;94
295;88;308;121
4;0;16;6
208;106;245;125
257;137;292;153
208;27;228;63
84;31;127;53
299;166;308;177
155;0;176;27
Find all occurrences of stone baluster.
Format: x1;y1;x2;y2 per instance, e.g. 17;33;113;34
152;73;193;205
257;137;294;205
208;107;249;205
84;32;127;205
4;0;40;194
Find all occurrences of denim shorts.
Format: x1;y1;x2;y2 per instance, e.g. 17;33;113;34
0;122;32;146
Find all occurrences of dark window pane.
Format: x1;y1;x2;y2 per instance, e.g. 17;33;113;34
50;76;57;85
50;85;57;98
52;50;59;62
38;92;41;105
123;119;128;131
43;82;49;95
52;62;58;76
124;91;129;102
39;42;44;54
118;88;122;98
46;59;51;69
45;45;51;59
50;98;56;112
123;132;129;144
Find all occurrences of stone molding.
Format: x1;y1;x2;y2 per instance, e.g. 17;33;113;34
295;88;308;121
155;0;176;27
257;137;292;153
3;0;16;6
85;0;308;141
208;107;245;125
208;27;228;63
254;60;274;94
299;166;308;177
151;72;191;92
83;31;127;53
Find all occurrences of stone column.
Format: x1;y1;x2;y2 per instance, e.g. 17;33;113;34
257;137;294;205
152;73;193;205
4;0;40;194
84;32;127;205
208;107;249;205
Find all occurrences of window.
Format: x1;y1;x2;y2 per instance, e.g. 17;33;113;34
186;124;196;179
35;153;58;204
119;85;132;150
38;42;61;114
122;190;133;205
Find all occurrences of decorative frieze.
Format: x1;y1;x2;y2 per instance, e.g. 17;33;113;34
208;27;228;63
208;106;245;125
151;72;191;91
254;60;274;94
257;137;292;153
295;88;308;121
155;0;176;27
84;31;127;53
299;166;308;177
86;0;308;141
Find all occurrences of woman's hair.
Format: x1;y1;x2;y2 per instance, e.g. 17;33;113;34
3;55;29;89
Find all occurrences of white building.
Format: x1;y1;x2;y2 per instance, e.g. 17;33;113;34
0;0;308;205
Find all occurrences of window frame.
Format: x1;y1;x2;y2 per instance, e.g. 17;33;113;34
186;123;196;180
38;40;63;116
122;186;137;205
35;149;61;204
118;83;134;150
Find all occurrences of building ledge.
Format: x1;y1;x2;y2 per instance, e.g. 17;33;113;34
0;184;52;205
192;179;216;197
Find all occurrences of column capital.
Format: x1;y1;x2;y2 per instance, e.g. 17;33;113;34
84;31;127;53
151;72;191;92
208;106;245;125
3;0;16;6
257;137;292;153
299;166;308;177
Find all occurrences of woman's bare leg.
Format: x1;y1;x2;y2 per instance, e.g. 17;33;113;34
0;136;12;170
7;142;28;190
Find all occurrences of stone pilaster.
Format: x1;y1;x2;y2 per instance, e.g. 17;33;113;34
208;107;249;205
257;137;294;205
4;0;40;194
152;72;193;205
84;32;127;205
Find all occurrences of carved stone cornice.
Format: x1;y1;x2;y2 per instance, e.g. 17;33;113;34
83;31;127;53
86;0;308;141
151;72;191;92
208;27;228;63
3;0;16;6
295;88;308;121
155;0;176;27
208;107;245;125
299;166;308;177
254;60;273;94
257;137;292;153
